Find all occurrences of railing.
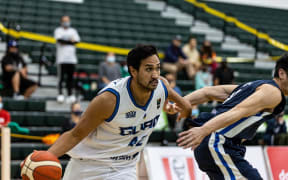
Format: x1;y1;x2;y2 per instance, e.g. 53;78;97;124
185;0;288;57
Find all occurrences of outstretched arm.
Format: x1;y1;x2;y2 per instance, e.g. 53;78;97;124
177;84;282;149
184;85;238;106
164;85;237;115
48;91;116;157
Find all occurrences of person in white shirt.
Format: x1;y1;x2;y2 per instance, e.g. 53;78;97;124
54;15;80;103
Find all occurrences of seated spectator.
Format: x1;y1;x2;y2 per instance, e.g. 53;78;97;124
163;35;195;79
120;61;129;77
165;73;199;133
214;58;234;85
0;96;10;127
195;65;213;90
98;52;121;89
1;40;38;99
165;73;182;131
182;36;201;76
165;73;182;96
200;40;217;74
62;102;82;133
262;112;288;145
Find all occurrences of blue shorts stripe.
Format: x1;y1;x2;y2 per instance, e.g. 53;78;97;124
214;133;236;180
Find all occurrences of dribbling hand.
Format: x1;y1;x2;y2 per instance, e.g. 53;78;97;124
177;127;209;150
164;102;182;115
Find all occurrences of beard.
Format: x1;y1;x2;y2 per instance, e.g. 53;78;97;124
136;75;157;91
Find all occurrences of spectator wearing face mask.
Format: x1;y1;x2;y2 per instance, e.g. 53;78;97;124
98;52;121;89
62;102;82;133
195;64;213;90
0;96;10;128
120;61;129;78
164;73;182;131
54;15;80;104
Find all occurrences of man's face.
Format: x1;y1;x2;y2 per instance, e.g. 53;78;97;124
189;38;197;48
72;103;81;112
173;39;181;47
165;74;176;88
131;55;160;91
61;16;70;27
9;46;18;54
278;68;288;96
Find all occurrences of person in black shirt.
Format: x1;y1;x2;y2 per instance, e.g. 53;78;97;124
162;35;195;79
1;40;37;99
214;58;234;85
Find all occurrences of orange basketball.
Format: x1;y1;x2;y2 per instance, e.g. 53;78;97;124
21;151;62;180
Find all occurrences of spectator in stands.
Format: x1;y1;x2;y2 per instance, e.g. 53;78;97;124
161;73;183;145
182;36;201;77
54;15;80;104
120;61;129;77
0;96;10;127
195;64;213;90
163;35;195;79
165;73;182;97
165;73;182;131
62;102;82;133
1;40;38;99
165;73;200;132
98;52;121;89
214;58;234;85
262;112;288;145
200;40;217;74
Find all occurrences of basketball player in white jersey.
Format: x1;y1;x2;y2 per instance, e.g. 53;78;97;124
41;45;191;179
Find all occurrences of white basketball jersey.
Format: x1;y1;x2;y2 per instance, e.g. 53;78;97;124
68;76;167;166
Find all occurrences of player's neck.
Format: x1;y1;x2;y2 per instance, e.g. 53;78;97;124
130;79;152;106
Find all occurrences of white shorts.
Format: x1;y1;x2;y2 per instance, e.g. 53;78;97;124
63;158;137;180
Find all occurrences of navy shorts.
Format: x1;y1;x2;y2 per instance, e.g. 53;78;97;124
194;133;262;180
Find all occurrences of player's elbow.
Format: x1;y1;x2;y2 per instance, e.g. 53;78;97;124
203;86;214;101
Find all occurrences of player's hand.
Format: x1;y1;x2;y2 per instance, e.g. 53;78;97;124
164;102;182;115
176;105;191;122
177;127;209;150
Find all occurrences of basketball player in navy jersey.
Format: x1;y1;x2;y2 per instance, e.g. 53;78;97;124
175;54;288;179
26;45;191;179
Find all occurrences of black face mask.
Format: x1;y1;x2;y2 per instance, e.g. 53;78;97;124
222;62;227;68
9;52;19;57
72;111;82;116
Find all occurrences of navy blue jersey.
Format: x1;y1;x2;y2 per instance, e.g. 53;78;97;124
197;80;286;140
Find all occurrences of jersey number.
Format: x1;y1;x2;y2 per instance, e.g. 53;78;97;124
128;135;147;147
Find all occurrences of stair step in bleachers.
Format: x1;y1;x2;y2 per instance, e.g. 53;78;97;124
25;127;62;136
3;99;46;112
10;111;69;127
